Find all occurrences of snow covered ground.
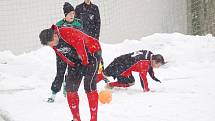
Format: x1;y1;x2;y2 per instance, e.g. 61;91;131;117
0;33;215;121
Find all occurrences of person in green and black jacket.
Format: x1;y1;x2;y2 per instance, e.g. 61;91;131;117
47;2;84;103
56;2;83;30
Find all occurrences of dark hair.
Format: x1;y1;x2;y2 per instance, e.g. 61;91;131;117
152;54;165;65
39;29;54;45
63;2;74;17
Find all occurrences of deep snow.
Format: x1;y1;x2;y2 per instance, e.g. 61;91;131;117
0;33;215;121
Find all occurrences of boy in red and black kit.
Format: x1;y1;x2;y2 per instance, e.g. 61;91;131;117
104;50;165;92
39;25;101;121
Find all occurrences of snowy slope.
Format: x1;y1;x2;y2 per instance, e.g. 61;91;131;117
0;33;215;121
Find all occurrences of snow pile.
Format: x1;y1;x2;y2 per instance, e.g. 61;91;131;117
0;33;215;121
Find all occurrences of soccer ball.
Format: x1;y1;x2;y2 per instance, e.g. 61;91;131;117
98;90;112;104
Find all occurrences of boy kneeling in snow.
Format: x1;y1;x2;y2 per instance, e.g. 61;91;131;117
104;50;165;92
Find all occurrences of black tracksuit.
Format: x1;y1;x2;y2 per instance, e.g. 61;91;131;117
75;2;105;76
75;2;101;39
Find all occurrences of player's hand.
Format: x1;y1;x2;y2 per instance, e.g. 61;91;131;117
154;78;161;83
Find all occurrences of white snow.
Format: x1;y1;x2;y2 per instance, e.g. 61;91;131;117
0;33;215;121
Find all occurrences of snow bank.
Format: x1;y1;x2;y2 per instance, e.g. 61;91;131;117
0;33;215;121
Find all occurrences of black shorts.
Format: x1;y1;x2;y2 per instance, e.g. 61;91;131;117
117;75;135;84
66;52;101;93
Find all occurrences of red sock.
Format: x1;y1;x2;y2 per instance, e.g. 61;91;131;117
87;91;98;121
67;92;81;121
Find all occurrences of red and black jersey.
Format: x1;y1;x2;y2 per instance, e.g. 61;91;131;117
52;25;101;66
104;50;156;90
104;50;153;78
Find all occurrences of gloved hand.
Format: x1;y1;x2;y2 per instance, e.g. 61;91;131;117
153;77;161;83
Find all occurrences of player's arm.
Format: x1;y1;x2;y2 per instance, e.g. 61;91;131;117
148;66;161;83
138;60;150;91
75;41;89;65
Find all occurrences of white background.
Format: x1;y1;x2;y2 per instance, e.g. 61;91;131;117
0;0;187;54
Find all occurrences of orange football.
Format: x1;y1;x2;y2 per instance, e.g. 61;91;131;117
98;90;112;104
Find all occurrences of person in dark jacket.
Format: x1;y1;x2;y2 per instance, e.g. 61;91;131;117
39;25;101;121
47;2;83;103
75;0;101;40
75;0;107;85
104;50;165;92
